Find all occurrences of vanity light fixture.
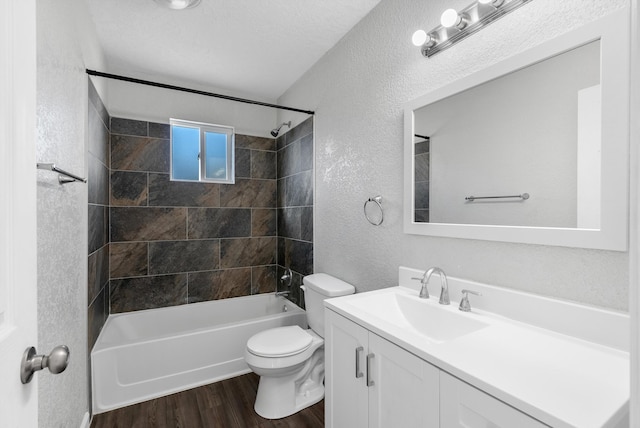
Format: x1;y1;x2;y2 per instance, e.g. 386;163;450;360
153;0;202;10
413;0;533;58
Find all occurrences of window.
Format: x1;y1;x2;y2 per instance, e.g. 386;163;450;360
170;118;235;183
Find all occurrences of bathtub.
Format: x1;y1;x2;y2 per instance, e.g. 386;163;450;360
91;293;307;414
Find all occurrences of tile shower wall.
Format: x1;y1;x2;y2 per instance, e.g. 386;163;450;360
414;139;429;222
88;80;110;350
109;118;279;312
276;117;314;307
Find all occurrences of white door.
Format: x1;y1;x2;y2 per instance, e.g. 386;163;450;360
0;0;38;427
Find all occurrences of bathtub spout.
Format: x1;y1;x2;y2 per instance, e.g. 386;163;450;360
275;290;290;297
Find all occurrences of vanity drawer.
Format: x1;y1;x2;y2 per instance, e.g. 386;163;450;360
440;372;548;428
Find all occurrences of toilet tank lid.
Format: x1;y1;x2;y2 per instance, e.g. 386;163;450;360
303;273;355;297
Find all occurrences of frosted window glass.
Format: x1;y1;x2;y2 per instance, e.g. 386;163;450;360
205;132;228;180
172;125;200;181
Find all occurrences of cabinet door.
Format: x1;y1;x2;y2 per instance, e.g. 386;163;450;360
368;334;440;428
325;309;370;428
440;372;548;428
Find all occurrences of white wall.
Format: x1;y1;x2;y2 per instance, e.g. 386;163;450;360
36;0;105;425
105;78;277;138
278;0;630;311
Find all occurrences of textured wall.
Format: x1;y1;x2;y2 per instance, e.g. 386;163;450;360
276;117;315;307
278;0;629;311
108;118;279;312
36;0;105;426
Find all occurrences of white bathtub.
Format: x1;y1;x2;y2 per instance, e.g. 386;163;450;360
91;293;307;414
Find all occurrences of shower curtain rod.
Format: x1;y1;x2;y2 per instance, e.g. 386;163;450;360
86;69;315;115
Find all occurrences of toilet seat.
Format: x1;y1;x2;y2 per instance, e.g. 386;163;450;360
247;325;313;358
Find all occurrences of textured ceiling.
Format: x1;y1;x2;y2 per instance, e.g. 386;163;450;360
86;0;382;101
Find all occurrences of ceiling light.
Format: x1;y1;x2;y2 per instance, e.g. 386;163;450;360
153;0;202;10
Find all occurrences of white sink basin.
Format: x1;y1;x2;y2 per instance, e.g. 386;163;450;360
343;289;489;343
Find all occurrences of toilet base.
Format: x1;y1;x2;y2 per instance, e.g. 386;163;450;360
254;375;324;420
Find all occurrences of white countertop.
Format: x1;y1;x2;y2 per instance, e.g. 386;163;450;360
324;269;629;428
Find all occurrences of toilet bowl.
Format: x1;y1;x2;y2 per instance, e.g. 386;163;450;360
244;273;355;419
245;326;325;419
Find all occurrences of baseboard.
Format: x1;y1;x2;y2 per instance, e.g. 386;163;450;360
79;412;90;428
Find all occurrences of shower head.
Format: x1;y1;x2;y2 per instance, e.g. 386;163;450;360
270;121;291;137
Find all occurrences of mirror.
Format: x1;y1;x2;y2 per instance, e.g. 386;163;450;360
414;41;600;228
404;9;629;251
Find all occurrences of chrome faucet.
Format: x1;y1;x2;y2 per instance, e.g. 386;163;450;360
412;267;450;304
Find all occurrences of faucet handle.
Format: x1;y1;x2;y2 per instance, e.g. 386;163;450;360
459;289;481;312
411;277;429;299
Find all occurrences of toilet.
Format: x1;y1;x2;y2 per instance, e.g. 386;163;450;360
244;273;355;419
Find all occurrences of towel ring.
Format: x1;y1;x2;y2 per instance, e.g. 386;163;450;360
364;196;384;226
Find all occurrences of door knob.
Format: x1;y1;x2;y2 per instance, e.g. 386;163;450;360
20;345;70;384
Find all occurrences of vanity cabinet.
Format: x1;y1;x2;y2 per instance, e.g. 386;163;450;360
440;372;547;428
325;309;439;428
326;309;547;428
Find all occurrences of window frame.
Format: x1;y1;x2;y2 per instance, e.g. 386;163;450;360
169;118;235;184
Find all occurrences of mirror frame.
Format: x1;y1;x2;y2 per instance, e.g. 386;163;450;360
403;8;630;251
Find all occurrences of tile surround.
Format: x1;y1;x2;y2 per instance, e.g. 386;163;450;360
188;268;252;303
88;112;314;316
148;173;220;207
220;237;277;268
108;117;290;312
110;274;188;313
414;144;430;222
276;117;314;307
110;207;187;242
87;80;110;353
111;135;169;173
110;242;148;279
187;208;251;239
110;171;148;206
148;240;220;275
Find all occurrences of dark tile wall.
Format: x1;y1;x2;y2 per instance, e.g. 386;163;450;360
108;118;279;313
87;80;110;352
276;117;314;308
414;139;430;222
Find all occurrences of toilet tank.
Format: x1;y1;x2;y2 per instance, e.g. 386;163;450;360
302;273;355;338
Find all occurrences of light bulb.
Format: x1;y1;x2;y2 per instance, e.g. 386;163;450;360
154;0;201;10
440;9;462;28
412;30;428;47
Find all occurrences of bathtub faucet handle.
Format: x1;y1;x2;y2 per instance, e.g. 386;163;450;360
280;267;292;287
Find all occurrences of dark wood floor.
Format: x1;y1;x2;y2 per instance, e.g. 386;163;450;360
91;373;324;428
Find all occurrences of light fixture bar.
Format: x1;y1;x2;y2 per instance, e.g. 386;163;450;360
419;0;533;58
